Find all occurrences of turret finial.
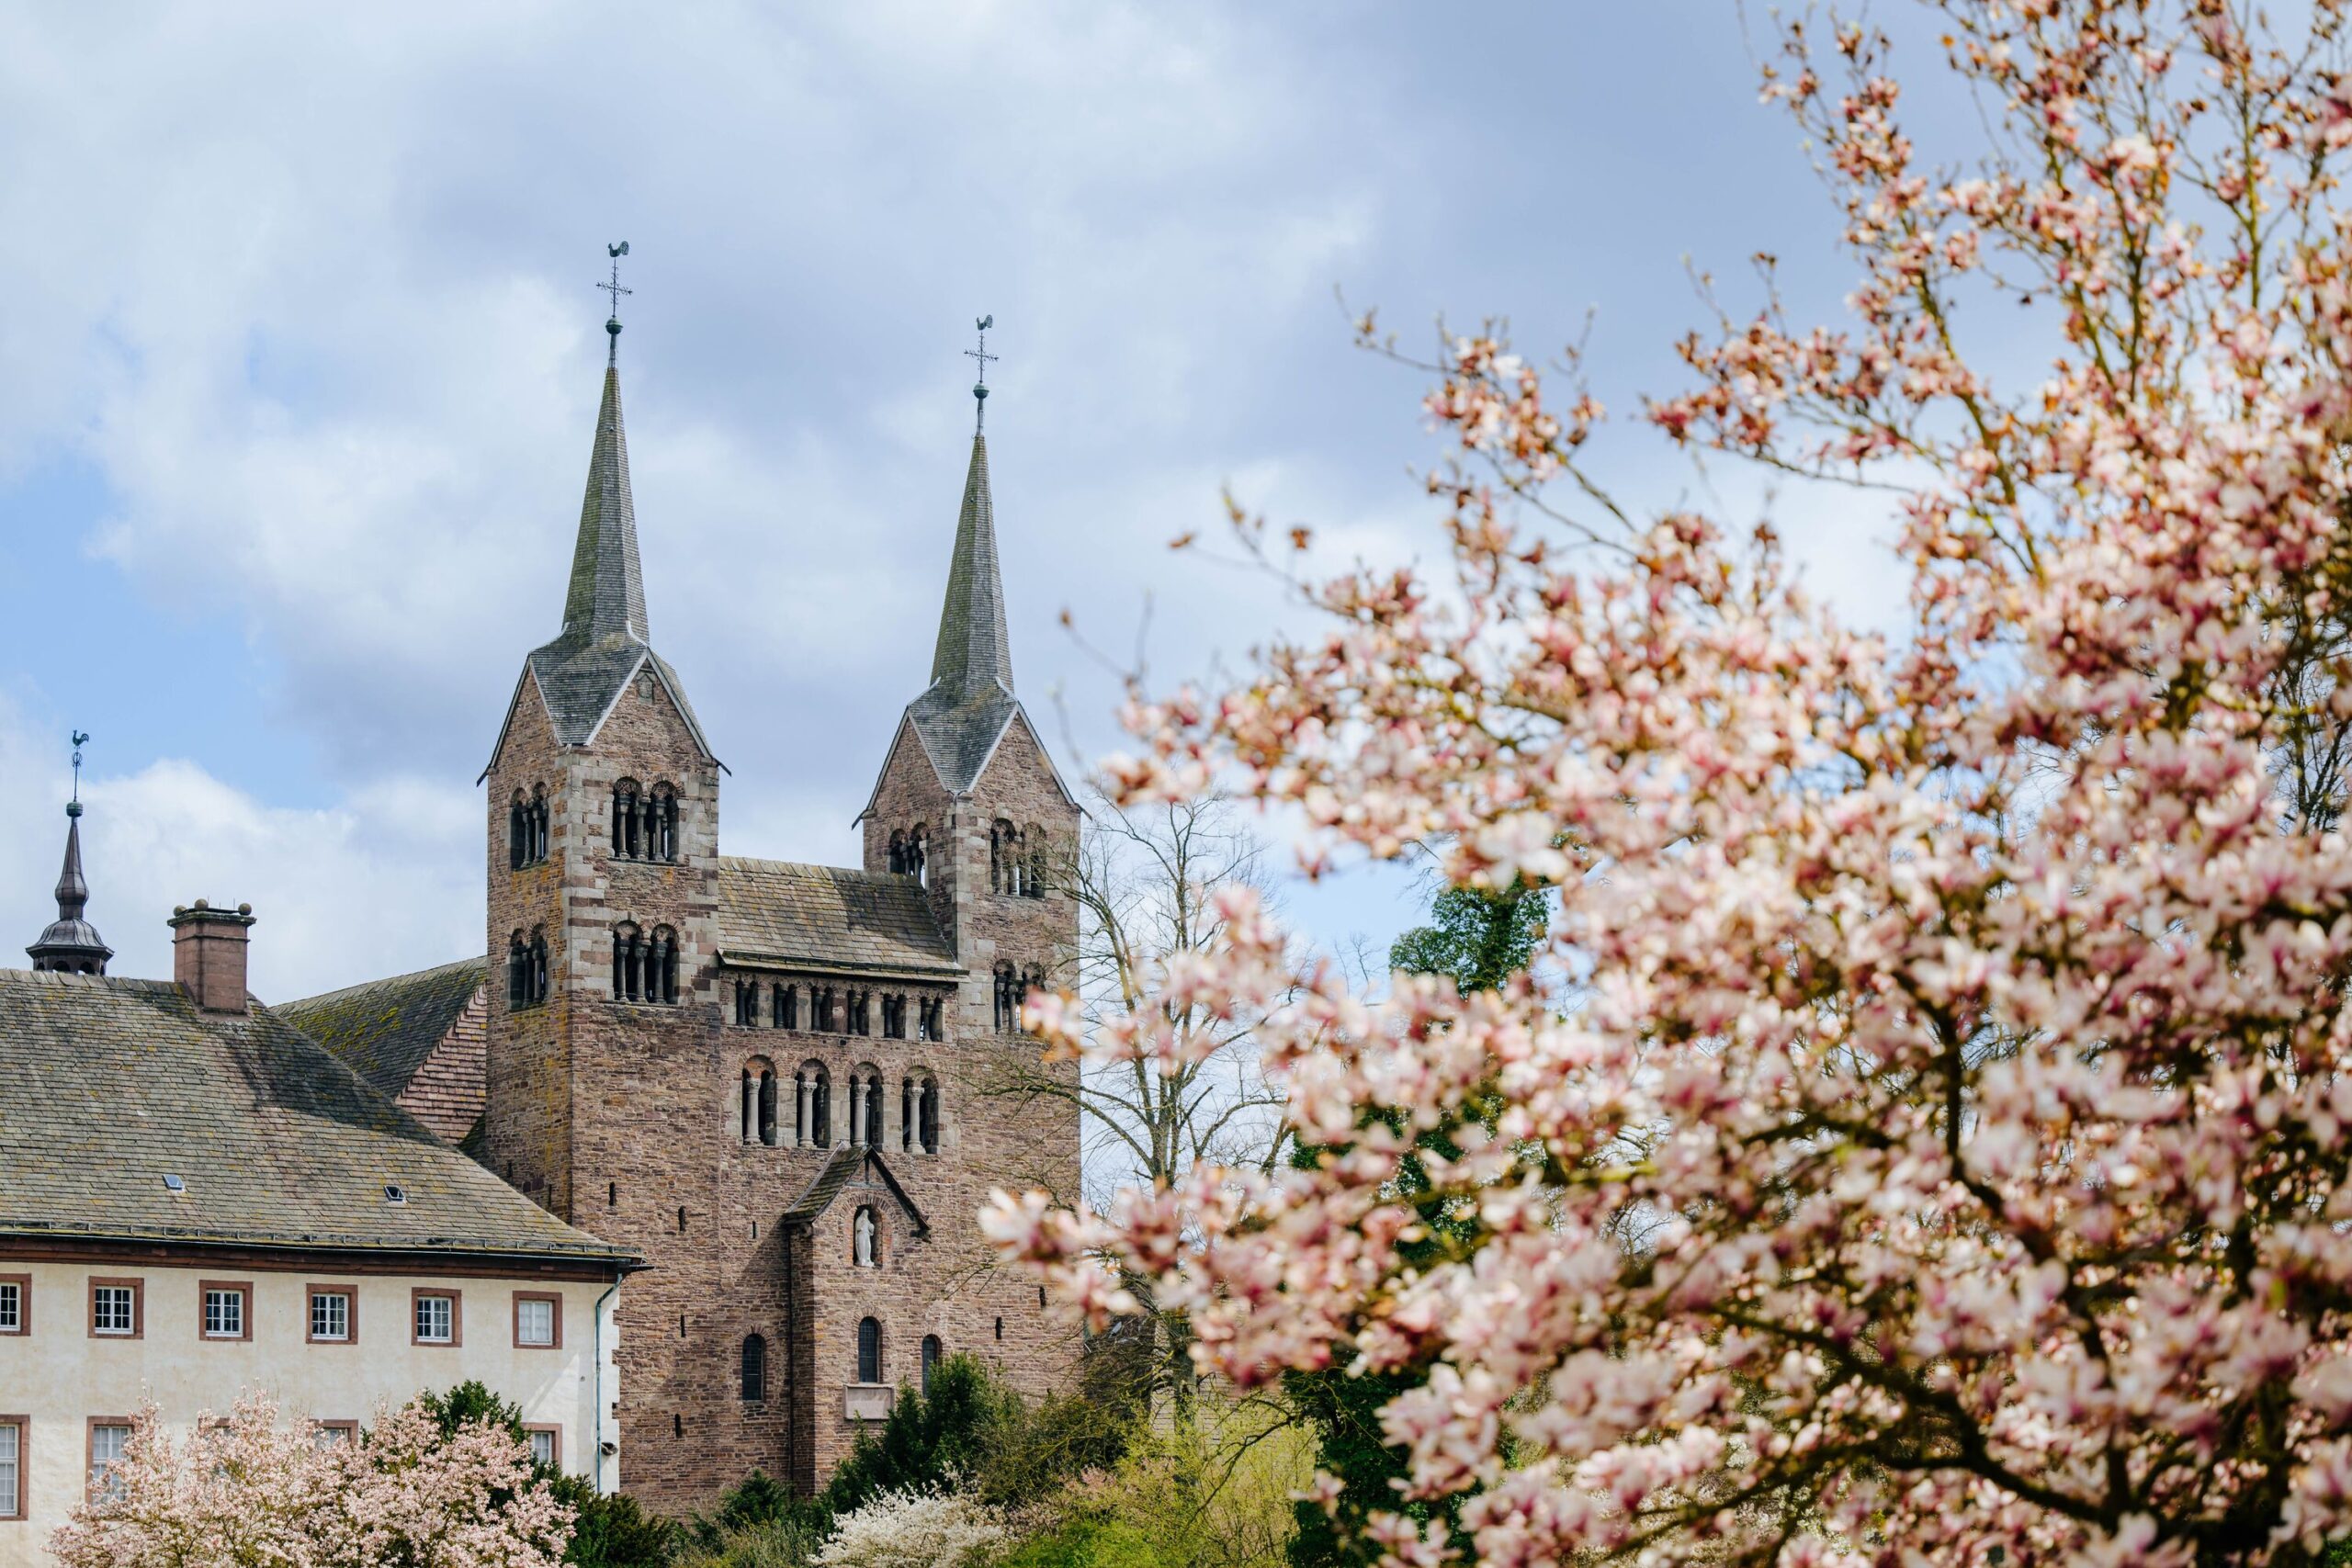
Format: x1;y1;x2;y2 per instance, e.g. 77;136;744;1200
965;314;997;434
68;729;87;818
598;242;632;367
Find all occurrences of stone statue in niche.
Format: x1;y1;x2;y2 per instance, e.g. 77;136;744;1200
854;1207;876;1267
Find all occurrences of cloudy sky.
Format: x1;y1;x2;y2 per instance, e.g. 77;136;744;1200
0;2;1915;999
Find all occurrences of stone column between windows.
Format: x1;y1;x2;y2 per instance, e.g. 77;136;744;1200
797;1075;812;1148
849;1077;865;1146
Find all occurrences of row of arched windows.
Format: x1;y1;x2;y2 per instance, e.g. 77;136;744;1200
506;928;549;1008
614;923;680;1003
729;979;944;1042
739;1323;944;1401
737;1060;941;1154
612;779;679;863
887;825;929;883
990;820;1048;897
993;964;1047;1032
508;787;550;869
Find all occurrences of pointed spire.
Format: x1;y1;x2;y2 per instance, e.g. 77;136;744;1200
929;434;1013;699
28;799;111;976
559;366;650;645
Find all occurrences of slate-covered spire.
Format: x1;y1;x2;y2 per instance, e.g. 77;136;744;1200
928;434;1013;700
560;366;650;645
28;800;111;976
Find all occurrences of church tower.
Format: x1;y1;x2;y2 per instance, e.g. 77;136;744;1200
858;413;1082;1197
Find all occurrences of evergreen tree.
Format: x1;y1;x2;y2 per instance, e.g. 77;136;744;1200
1284;879;1546;1568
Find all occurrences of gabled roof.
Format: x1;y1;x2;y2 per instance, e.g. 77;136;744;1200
0;968;630;1268
716;858;958;978
781;1145;929;1239
277;957;486;1104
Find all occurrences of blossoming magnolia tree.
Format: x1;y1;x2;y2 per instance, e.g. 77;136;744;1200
50;1393;572;1568
989;3;2352;1563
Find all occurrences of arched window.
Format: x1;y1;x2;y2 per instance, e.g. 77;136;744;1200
990;819;1016;894
734;979;757;1027
1026;825;1047;898
773;982;796;1029
847;990;871;1036
866;1071;885;1147
507;931;529;1007
509;794;527;870
652;927;680;1004
800;1062;831;1146
918;1077;940;1156
918;998;944;1043
612;778;641;860
613;922;640;1000
531;786;550;863
857;1316;882;1383
814;987;839;1033
922;1335;942;1393
888;829;908;874
740;1066;755;1144
854;1204;879;1267
529;927;548;1005
758;1063;778;1146
649;784;679;863
881;995;906;1039
908;824;927;886
993;964;1020;1032
741;1334;766;1401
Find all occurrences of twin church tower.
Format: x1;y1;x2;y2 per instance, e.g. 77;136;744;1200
447;309;1076;1502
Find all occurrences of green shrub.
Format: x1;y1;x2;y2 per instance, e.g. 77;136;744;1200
423;1382;673;1567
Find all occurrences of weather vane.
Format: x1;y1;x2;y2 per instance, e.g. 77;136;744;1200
966;314;997;433
69;730;89;816
599;242;632;365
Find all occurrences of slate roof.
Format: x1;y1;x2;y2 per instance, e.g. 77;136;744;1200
0;968;630;1266
484;364;716;771
716;858;959;977
277;957;486;1103
782;1145;928;1238
26;807;110;971
901;434;1023;797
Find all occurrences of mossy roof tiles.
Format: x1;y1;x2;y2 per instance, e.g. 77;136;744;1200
716;858;958;977
276;957;485;1103
0;967;629;1265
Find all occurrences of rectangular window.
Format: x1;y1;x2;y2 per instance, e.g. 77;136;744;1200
200;1282;251;1341
0;1417;22;1520
88;1421;130;1504
311;1421;356;1450
514;1293;559;1348
308;1288;354;1344
526;1427;559;1469
0;1276;25;1335
412;1290;459;1346
89;1280;140;1338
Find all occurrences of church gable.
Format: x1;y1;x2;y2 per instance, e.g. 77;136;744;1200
969;705;1076;813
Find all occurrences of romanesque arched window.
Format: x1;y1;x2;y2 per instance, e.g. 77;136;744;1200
922;1335;942;1393
741;1334;766;1402
613;921;641;1000
612;779;641;860
888;829;908;874
799;1062;831;1147
508;931;529;1007
990;819;1016;894
881;995;906;1039
993;964;1019;1032
866;1070;884;1147
740;1058;776;1147
853;1205;879;1268
1025;824;1047;898
847;989;870;1037
733;978;757;1027
649;784;679;863
531;786;550;863
857;1316;882;1383
652;927;680;1003
509;795;527;870
772;982;796;1029
918;1076;940;1156
529;927;548;1005
814;987;839;1033
908;824;927;886
918;997;943;1042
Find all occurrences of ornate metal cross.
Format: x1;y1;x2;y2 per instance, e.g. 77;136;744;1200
600;242;632;364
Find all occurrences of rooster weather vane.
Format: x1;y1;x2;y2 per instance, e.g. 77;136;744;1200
600;242;632;365
967;314;997;433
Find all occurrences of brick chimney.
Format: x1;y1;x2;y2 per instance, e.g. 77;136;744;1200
169;899;256;1015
